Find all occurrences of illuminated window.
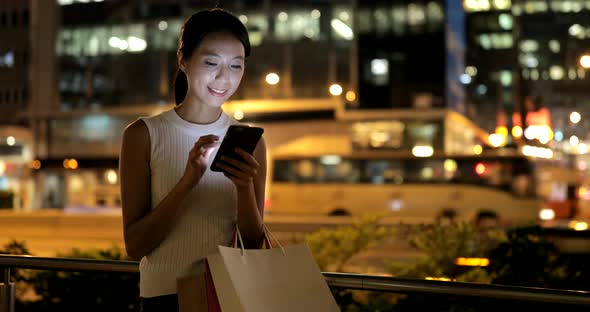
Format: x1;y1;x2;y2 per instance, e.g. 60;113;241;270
370;8;387;35
357;9;372;34
407;3;426;26
548;39;560;53
520;40;538;52
498;13;512;30
0;52;14;67
391;6;406;35
549;65;564;80
242;14;269;46
499;70;512;86
426;2;444;23
479;33;512;49
275;10;320;42
464;0;512;12
332;7;354;40
479;34;492;49
57;23;151;57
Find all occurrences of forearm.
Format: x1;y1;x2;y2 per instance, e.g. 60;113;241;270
236;183;264;248
124;179;192;260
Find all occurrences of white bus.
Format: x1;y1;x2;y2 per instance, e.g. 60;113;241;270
266;135;545;227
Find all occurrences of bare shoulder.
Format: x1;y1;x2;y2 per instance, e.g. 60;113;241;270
121;119;150;162
123;119;149;141
123;119;150;145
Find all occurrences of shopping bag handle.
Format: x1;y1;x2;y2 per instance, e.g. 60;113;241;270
233;224;285;256
262;224;284;254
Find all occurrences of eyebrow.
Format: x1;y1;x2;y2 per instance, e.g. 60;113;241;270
202;52;244;61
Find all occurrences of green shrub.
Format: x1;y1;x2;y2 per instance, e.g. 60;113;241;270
28;244;139;312
387;222;505;283
305;215;398;311
487;226;570;288
306;214;395;272
0;240;35;305
1;241;139;312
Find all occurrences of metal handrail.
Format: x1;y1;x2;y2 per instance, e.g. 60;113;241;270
323;272;590;305
1;254;590;306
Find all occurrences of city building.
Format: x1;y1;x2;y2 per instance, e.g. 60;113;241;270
0;0;48;210
464;0;590;154
354;0;465;113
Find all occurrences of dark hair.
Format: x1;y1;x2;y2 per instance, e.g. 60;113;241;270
174;9;251;105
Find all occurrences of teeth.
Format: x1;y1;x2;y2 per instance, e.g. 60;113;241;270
210;88;226;93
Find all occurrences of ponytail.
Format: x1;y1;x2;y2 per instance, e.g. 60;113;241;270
174;69;188;105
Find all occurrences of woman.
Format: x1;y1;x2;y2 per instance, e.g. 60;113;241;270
119;9;266;311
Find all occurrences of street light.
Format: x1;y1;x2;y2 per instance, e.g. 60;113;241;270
345;90;356;102
265;73;280;85
329;83;343;96
570;111;581;124
581;54;590;69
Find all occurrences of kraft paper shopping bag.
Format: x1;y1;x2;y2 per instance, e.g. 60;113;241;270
178;228;274;312
207;227;340;312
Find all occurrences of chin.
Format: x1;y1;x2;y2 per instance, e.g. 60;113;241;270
207;99;226;108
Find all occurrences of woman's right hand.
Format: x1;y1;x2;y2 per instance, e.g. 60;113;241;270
181;135;220;189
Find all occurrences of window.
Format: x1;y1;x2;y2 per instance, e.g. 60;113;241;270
11;11;18;28
58;23;151;57
274;10;320;42
21;88;28;103
13;90;20;105
241;14;269;46
22;10;29;27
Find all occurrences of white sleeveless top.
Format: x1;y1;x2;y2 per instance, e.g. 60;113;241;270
138;108;239;297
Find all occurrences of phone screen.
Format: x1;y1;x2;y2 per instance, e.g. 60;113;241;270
210;125;264;172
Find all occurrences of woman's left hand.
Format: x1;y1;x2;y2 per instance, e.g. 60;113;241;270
216;148;260;189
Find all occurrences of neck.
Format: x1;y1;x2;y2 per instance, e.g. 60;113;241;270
174;102;222;125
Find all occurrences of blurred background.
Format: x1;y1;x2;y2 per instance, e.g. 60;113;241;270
2;0;590;308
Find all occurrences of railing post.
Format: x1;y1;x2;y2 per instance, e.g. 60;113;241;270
0;267;15;312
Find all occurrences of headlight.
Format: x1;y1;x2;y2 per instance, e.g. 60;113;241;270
539;208;555;221
568;220;589;231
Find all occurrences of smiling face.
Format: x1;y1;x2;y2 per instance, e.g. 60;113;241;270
180;31;246;109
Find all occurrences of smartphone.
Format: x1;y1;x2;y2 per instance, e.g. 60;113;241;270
210;125;264;172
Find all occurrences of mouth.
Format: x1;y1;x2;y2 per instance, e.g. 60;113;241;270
208;87;228;97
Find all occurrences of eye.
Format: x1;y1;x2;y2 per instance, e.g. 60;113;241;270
205;61;218;66
231;64;242;70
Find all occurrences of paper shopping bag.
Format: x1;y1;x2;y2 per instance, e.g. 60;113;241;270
207;242;340;312
178;229;273;312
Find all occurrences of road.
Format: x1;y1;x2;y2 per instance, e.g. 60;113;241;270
0;210;423;274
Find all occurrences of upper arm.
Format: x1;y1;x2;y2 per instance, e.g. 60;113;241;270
119;119;152;236
253;136;267;217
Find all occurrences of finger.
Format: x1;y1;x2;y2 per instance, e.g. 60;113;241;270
191;137;219;157
234;148;259;168
223;172;249;187
216;162;252;180
194;135;220;148
219;157;257;176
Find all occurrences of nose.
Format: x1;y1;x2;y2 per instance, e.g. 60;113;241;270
215;65;230;82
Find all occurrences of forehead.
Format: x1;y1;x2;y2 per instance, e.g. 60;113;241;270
195;31;245;58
